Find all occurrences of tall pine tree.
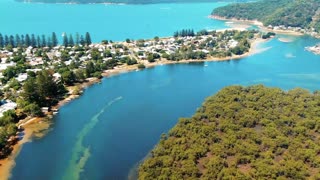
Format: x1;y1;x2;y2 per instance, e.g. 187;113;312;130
9;35;15;47
47;37;52;47
41;35;46;47
75;32;79;45
79;35;85;46
63;33;68;47
52;32;58;47
15;34;21;47
69;34;74;47
37;36;41;48
85;32;92;46
25;34;31;47
4;35;9;46
21;35;25;47
31;34;36;47
0;34;4;48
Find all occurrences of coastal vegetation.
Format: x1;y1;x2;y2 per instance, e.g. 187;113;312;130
262;32;276;39
139;85;320;179
0;110;19;159
0;32;92;49
212;0;320;32
173;29;195;37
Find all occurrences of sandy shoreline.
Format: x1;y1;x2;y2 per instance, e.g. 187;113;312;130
210;15;304;36
0;78;101;180
0;32;267;180
0;130;31;180
103;37;266;76
0;117;52;180
210;15;263;26
260;27;304;36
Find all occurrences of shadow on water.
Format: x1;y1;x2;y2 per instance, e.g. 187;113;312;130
128;151;153;180
186;61;205;66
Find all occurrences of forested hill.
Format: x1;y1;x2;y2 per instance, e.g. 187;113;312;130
212;0;320;31
16;0;248;4
139;85;320;179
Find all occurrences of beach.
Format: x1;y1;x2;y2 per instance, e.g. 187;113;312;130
0;117;51;180
0;78;101;180
260;27;304;36
210;15;263;26
209;15;304;36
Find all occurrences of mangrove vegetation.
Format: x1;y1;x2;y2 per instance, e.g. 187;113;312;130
139;85;320;179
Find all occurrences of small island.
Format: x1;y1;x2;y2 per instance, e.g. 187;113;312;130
139;85;320;179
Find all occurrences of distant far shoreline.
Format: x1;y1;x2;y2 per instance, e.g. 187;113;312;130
18;1;127;5
15;0;232;5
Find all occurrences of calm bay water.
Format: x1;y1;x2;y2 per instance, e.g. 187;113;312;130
0;0;228;42
2;0;320;180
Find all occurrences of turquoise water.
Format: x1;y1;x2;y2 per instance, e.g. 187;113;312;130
0;0;228;42
2;1;320;180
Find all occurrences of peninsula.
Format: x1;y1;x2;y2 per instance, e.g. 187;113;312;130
139;85;320;179
0;29;264;171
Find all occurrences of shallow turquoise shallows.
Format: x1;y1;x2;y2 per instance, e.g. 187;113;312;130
2;0;320;180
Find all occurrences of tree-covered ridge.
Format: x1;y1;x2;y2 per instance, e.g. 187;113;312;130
212;0;320;31
139;85;320;179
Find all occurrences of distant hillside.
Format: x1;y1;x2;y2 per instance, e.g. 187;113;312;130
16;0;249;4
212;0;320;32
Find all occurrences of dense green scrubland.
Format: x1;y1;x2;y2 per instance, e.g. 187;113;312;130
212;0;320;32
139;85;320;179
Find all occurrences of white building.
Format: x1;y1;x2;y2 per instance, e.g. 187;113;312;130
0;62;16;71
16;73;28;82
0;100;17;117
